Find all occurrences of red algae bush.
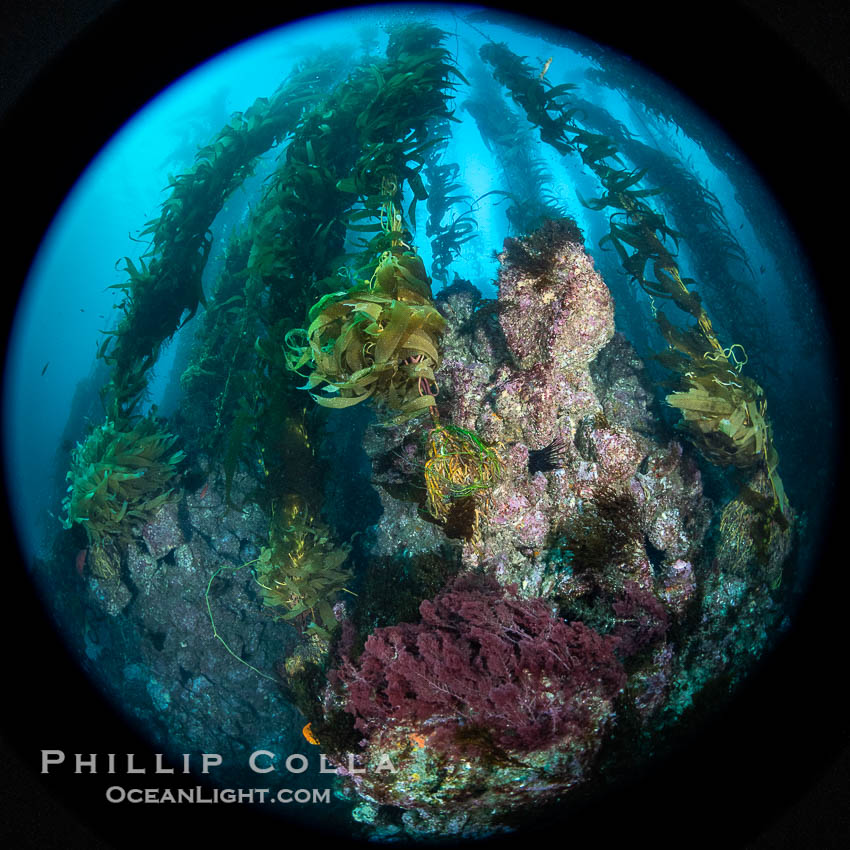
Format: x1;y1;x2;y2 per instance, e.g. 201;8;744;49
332;575;626;756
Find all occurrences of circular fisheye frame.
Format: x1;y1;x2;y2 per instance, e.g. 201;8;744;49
2;1;847;848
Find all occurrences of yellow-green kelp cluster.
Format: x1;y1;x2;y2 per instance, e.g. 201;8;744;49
285;247;446;423
62;416;184;576
254;497;354;641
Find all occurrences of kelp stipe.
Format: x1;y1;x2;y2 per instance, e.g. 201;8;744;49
480;40;789;522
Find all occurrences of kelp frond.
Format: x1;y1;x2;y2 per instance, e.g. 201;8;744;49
286;249;446;424
254;498;354;640
657;312;787;513
62;416;185;570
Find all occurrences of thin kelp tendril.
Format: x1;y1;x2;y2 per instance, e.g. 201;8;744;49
424;424;503;522
205;559;279;683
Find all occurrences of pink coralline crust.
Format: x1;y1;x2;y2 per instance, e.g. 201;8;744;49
498;240;614;371
651;511;685;556
432;232;614;456
435;358;490;431
482;363;600;451
141;502;184;561
570;460;600;499
488;491;548;548
428;230;710;599
480;454;551;550
577;420;643;482
591;332;661;436
645;439;684;477
639;442;711;560
504;440;530;470
486;553;512;583
561;368;604;418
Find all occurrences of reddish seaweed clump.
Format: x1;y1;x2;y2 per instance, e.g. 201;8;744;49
333;575;625;756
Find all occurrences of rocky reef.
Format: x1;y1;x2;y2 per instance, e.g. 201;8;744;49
47;219;795;843
310;220;795;839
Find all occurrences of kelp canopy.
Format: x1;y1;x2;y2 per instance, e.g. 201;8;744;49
68;24;468;556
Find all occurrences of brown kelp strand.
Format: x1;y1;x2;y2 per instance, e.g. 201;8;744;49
463;58;567;234
479;40;787;516
98;54;344;422
178;23;472;514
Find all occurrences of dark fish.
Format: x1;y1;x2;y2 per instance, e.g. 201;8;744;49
41;361;49;376
759;265;766;274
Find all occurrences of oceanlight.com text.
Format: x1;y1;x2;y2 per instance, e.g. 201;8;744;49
105;786;331;804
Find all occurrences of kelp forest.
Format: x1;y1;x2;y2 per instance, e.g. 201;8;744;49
48;14;812;840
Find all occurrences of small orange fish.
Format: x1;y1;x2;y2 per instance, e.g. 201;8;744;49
198;482;209;501
302;722;320;746
408;733;426;749
539;56;553;80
